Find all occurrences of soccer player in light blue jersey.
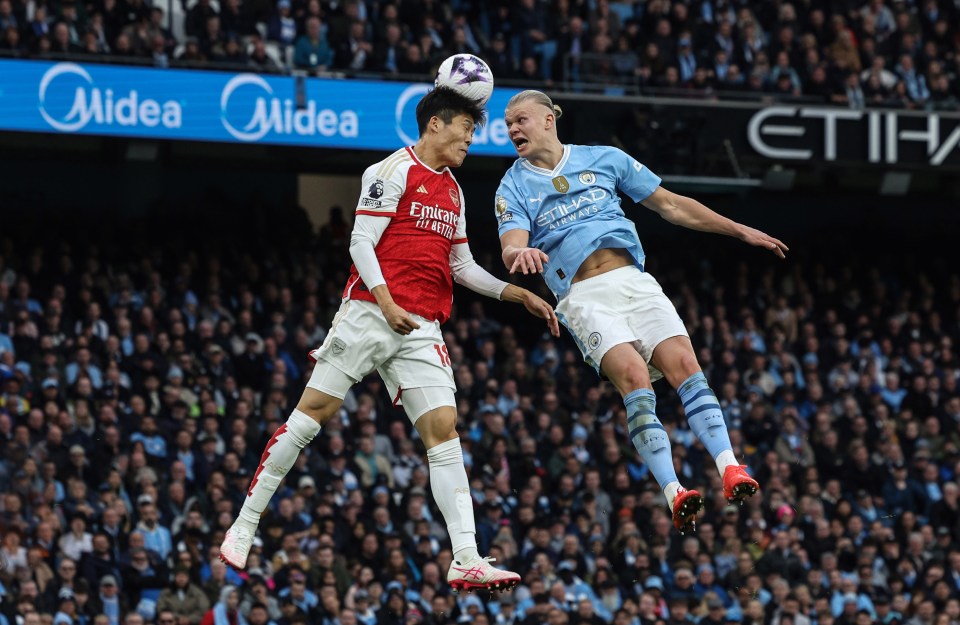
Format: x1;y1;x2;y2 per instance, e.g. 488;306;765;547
495;90;788;532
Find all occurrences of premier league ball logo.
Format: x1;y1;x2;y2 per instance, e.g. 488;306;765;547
435;54;494;106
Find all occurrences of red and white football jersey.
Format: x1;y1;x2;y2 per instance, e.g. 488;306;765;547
344;147;467;323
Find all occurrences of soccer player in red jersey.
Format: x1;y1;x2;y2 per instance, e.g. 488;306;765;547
220;88;559;592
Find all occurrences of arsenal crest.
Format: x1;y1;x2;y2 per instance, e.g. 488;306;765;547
449;188;460;207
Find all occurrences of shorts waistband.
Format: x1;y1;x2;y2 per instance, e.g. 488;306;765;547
564;264;642;298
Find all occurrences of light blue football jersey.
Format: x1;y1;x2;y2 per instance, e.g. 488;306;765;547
495;144;662;300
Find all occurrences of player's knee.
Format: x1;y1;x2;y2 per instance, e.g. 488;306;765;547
296;388;341;426
415;406;458;447
677;352;701;378
618;361;651;393
300;361;353;424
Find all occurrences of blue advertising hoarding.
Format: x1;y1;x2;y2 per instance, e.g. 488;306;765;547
0;59;520;155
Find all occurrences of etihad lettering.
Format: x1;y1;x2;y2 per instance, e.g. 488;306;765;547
535;189;608;229
747;106;960;166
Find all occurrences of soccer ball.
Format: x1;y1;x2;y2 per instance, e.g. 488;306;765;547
435;54;494;107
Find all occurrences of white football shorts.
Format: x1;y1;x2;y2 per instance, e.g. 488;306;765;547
309;299;455;405
555;265;688;381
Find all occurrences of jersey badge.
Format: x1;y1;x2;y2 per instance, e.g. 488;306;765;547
578;171;596;185
552;175;569;193
331;338;347;356
449;188;460;208
496;195;507;215
361;178;385;208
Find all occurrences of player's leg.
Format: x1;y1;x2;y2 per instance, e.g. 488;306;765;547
650;336;759;503
385;319;519;591
220;363;351;569
556;271;702;532
222;300;381;569
599;345;702;532
400;391;520;592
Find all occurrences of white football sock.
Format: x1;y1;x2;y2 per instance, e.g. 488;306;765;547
715;450;739;474
426;437;479;563
238;409;320;527
664;481;681;510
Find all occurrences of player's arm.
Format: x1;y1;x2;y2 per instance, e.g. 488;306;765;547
453;193;558;336
500;229;550;275
350;167;421;335
494;182;549;274
449;242;560;337
640;187;789;259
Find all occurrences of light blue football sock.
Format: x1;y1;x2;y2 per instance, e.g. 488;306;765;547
624;388;679;490
678;372;735;469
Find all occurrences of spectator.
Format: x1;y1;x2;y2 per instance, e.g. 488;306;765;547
157;566;211;625
218;0;249;40
0;24;20;52
882;460;928;519
200;15;226;60
334;20;373;71
201;586;246;625
0;0;16;32
185;0;216;39
895;54;930;104
373;22;405;74
248;36;283;73
397;42;429;75
87;576;129;625
266;0;296;51
294;16;332;72
58;517;93;563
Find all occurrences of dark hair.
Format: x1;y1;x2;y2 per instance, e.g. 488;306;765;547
415;87;486;136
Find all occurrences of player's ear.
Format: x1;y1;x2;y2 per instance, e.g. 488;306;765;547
430;116;442;134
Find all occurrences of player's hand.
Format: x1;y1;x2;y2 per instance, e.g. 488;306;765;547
739;226;789;259
510;247;550;275
381;303;421;335
521;291;561;337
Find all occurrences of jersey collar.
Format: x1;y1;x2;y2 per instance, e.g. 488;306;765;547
519;145;571;177
406;146;449;175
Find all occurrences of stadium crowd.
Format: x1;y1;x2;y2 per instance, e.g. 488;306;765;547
0;203;959;625
0;0;959;106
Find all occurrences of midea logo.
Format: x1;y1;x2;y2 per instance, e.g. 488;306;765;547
220;74;359;142
39;63;181;132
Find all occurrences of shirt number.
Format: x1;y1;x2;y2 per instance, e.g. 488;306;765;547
433;344;452;367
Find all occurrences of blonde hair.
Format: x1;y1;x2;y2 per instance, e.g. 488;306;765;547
506;90;563;119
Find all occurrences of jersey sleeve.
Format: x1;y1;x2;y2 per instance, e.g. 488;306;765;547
606;147;662;203
495;174;530;236
355;161;405;217
453;185;468;245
